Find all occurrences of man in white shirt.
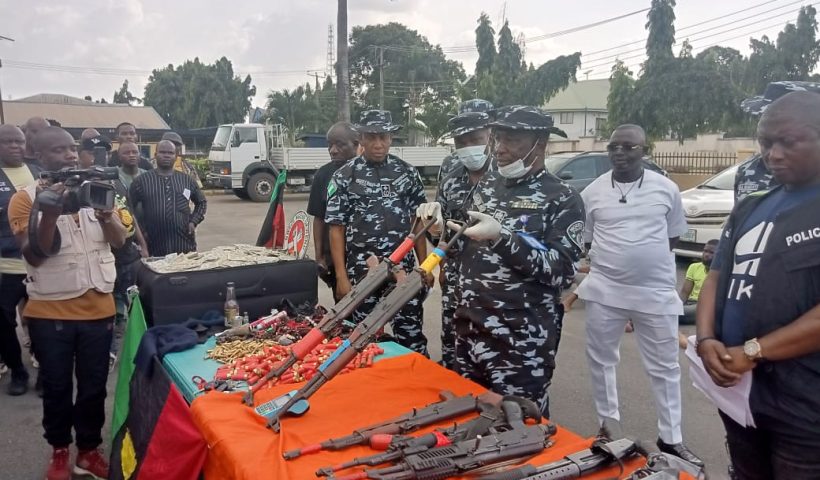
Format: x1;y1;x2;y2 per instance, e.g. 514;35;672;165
577;124;703;467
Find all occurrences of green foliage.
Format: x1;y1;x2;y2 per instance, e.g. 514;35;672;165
607;2;820;142
143;57;256;129
265;78;337;144
113;79;141;105
472;14;580;107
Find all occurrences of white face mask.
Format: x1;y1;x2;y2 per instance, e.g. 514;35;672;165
455;145;488;171
497;141;538;179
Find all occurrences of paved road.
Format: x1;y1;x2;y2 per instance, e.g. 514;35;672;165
0;191;729;479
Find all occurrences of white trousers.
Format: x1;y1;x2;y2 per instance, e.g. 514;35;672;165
584;300;683;444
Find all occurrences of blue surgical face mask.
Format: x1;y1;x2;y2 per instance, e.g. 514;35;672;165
497;141;538;179
455;145;488;171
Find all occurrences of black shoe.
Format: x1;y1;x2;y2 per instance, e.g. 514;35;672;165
35;373;43;398
7;370;29;396
656;438;704;469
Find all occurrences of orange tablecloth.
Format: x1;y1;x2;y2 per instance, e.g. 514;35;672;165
191;353;646;479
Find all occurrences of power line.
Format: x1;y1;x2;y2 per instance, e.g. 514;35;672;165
581;0;802;58
581;6;814;73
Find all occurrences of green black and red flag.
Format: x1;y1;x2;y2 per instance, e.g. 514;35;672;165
109;294;207;480
256;169;288;249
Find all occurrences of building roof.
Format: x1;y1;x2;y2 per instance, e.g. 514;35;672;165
543;79;610;113
3;94;170;130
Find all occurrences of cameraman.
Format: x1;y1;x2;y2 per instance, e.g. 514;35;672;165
8;126;125;479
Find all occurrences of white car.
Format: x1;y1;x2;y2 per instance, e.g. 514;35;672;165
673;165;737;258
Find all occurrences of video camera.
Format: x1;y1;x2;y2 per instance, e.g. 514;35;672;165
39;166;119;213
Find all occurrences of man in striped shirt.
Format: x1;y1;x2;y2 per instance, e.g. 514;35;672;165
129;140;206;257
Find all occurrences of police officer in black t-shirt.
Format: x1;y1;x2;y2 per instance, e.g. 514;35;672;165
306;123;360;291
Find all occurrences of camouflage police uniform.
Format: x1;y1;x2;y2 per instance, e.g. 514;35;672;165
436;99;494;184
325;110;429;355
734;153;778;201
434;104;494;369
453;107;584;417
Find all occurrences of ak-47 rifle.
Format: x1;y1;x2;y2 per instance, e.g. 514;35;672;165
314;396;543;477
332;401;556;480
242;220;434;406
266;221;474;432
475;437;638;480
282;390;504;460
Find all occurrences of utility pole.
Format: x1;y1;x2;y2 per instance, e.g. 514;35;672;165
336;0;350;122
378;46;385;110
308;71;323;132
408;70;416;146
0;35;12;125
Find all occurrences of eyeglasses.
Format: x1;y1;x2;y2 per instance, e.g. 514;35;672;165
606;143;644;152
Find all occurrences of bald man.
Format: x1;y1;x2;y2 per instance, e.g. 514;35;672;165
22;116;50;168
697;91;820;479
129;140;207;256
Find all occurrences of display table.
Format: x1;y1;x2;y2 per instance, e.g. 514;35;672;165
163;338;412;403
188;353;647;480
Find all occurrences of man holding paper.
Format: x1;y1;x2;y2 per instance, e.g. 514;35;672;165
696;90;820;479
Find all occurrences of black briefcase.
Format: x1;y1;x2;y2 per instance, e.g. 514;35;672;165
136;259;318;326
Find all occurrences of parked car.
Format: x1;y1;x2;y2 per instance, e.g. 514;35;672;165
545;151;667;192
673;165;737;258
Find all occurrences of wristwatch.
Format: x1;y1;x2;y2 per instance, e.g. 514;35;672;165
743;338;764;361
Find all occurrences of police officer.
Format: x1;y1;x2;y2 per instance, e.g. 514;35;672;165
325;110;429;355
418;108;493;369
734;81;820;200
423;106;584;416
436;99;494;184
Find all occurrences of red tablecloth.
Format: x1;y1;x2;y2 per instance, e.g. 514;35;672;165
191;353;647;479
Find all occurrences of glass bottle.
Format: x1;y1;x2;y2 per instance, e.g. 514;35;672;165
224;282;239;328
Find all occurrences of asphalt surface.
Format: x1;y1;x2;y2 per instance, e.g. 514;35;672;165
0;190;730;479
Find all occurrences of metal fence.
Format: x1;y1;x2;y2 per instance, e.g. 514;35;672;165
652;151;737;174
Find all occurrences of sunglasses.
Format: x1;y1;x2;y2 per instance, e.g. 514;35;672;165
606;143;644;152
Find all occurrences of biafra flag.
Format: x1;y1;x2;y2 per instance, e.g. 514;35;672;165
110;293;207;480
256;169;288;249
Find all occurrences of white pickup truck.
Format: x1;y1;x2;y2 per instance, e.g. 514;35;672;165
207;123;451;202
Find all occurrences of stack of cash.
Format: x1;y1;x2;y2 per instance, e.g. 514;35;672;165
144;244;295;273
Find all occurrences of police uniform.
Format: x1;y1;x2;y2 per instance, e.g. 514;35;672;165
734;154;778;201
434;103;494;369
436;99;494;184
325;110;429;355
453;107;584;416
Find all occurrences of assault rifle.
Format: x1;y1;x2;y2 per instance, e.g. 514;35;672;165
314;397;542;477
266;221;473;431
476;437;638;480
282;390;504;460
243;220;434;406
332;401;556;480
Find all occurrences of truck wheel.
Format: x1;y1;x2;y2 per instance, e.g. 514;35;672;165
247;172;275;202
232;188;250;200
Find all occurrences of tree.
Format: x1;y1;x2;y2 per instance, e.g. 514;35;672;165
143;57;256;129
475;13;496;77
606;61;636;133
645;0;676;65
347;23;465;125
113;79;141;105
265;76;338;143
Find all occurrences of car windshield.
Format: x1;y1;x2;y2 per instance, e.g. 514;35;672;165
545;153;577;173
698;166;737;190
211;126;232;151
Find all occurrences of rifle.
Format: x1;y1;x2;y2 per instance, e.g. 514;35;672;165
315;396;543;477
266;221;473;431
282;390;504;460
242;220;434;406
475;437;638;480
333;401;556;480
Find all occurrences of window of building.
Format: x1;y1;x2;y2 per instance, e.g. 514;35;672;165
595;117;607;136
559;112;574;124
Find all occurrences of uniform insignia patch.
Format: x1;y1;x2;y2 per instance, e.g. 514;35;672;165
492;210;508;223
381;184;394;197
327;180;337;198
566;220;584;249
510;200;539;210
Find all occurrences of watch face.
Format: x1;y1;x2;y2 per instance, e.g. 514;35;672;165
744;340;760;357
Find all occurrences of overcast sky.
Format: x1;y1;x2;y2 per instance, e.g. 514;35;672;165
0;0;808;108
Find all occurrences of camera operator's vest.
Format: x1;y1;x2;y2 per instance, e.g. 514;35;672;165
23;185;116;301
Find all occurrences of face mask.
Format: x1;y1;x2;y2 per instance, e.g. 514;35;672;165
497;141;538;179
456;145;488;171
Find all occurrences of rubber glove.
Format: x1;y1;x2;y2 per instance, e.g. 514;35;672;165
415;202;444;236
446;211;502;242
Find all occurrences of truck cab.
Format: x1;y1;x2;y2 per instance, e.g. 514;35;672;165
208;123;278;202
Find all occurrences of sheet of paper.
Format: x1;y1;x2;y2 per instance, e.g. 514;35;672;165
183;188;191;200
685;335;756;428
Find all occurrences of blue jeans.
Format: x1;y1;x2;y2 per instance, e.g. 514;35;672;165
720;410;820;480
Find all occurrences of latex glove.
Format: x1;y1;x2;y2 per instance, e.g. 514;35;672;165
447;211;502;242
415;202;444;236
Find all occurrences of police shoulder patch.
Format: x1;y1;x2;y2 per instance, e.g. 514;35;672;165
327;180;338;198
566;220;584;249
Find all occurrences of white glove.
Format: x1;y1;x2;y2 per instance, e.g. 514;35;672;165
446;211;502;242
415;202;444;236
